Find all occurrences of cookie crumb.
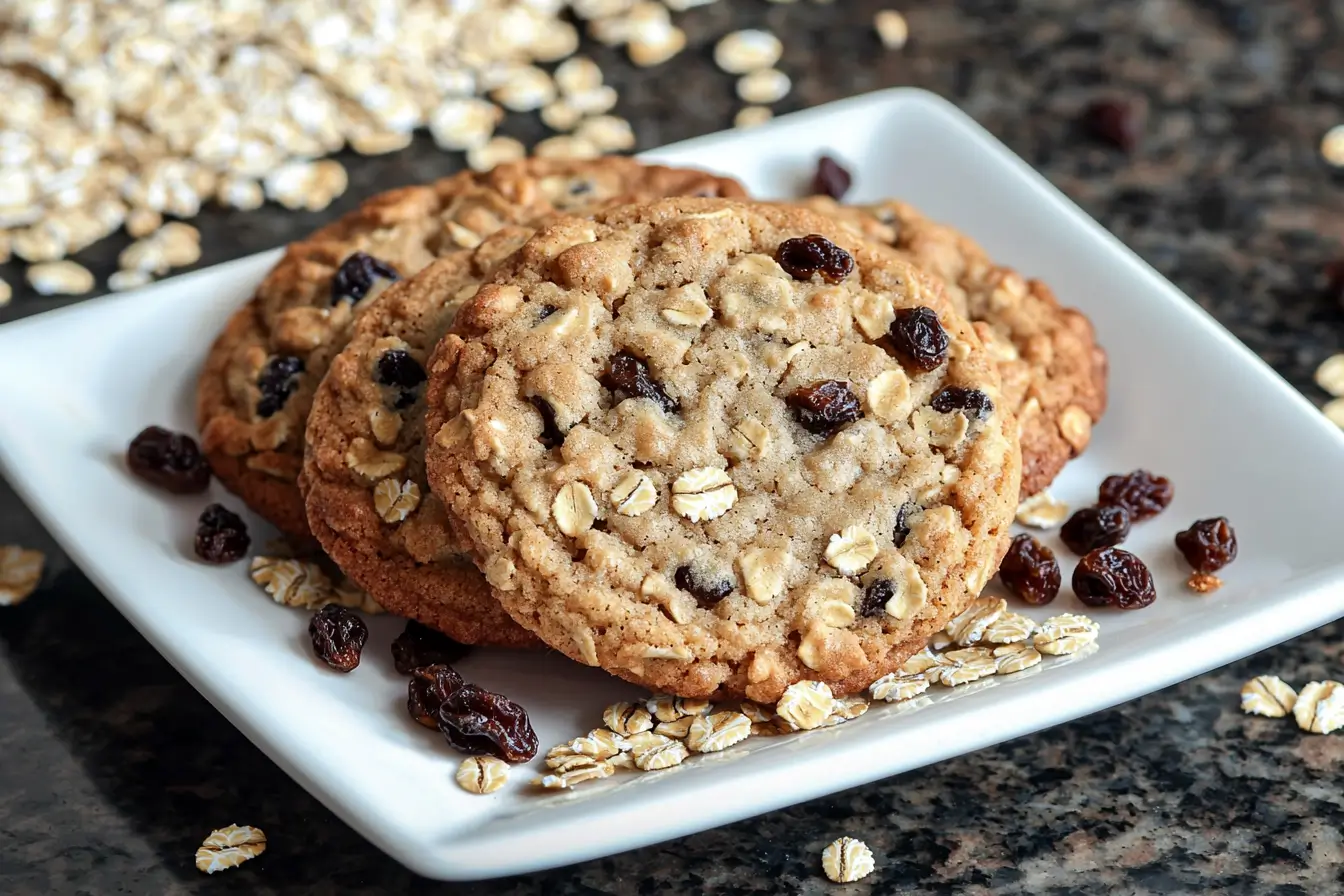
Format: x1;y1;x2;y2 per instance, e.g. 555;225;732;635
821;836;875;883
0;546;45;606
195;825;266;874
1186;572;1223;593
1240;675;1297;718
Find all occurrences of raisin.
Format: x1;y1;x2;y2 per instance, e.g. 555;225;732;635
407;663;466;728
437;683;538;762
331;251;399;304
375;348;426;410
537;304;558;321
998;534;1061;605
775;234;855;284
786;380;862;436
530;396;565;448
600;351;679;414
812;155;852;200
256;355;304;418
893;501;919;547
930;387;994;420
1175;517;1238;574
308;604;368;672
675;565;733;607
887;307;949;372
1098;470;1173;521
1072;547;1156;610
194;503;250;563
126;426;211;494
391;621;471;675
1060;505;1131;555
859;579;894;617
1082;99;1143;153
1324;260;1344;308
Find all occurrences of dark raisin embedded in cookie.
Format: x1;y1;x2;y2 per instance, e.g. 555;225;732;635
375;348;427;409
786;380;862;435
537;304;559;321
331;251;399;304
600;350;679;414
888;307;949;372
530;396;566;448
812;156;852;201
775;234;855;283
675;564;734;607
931;387;994;420
859;578;895;617
255;355;304;418
1175;517;1237;574
194;503;250;563
127;426;211;494
893;501;919;547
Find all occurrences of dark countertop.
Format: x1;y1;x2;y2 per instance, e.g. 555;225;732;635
4;1;1344;893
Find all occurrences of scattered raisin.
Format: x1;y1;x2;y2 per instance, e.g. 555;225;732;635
437;683;539;762
375;349;427;412
675;565;733;607
194;503;250;563
1098;470;1173;521
1082;99;1144;153
1175;517;1238;574
331;251;399;304
126;426;211;494
1072;547;1156;610
786;380;862;436
1060;505;1131;555
391;621;471;675
887;307;948;372
256;355;304;418
775;234;855;284
1324;260;1344;308
308;604;368;672
930;387;994;420
893;502;919;547
407;664;466;728
600;351;679;414
859;579;893;617
812;155;852;200
998;534;1061;605
530;396;565;448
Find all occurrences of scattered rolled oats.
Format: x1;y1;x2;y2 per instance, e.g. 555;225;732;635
944;596;1007;646
1033;614;1099;656
456;756;509;794
611;471;658;517
0;279;11;307
929;632;953;651
927;647;998;687
982;612;1037;645
1322;125;1344;167
869;671;930;702
466;136;527;173
1240;675;1298;718
1294;681;1344;734
733;106;774;129
630;732;689;770
27;260;94;296
108;269;153;292
1323;398;1344;430
736;69;791;105
714;29;783;74
685;711;752;752
821;836;875;883
824;526;879;575
491;66;557;113
249;556;334;609
874;10;910;50
645;694;711;722
1015;490;1070;528
821;695;869;727
993;643;1043;675
535;755;615;789
900;646;945;675
553;481;599;536
653;716;695;738
534;135;601;160
603;701;655;736
739;701;774;724
776;680;835;731
671;468;737;522
575;115;637;152
0;546;45;606
372;479;421;524
547;729;631;766
628;27;687;67
1315;353;1344;398
195;825;266;875
554;56;605;95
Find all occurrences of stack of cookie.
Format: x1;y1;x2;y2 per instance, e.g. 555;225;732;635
196;158;1106;704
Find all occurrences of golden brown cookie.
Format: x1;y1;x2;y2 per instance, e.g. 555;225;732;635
424;199;1020;701
198;160;747;539
797;197;1107;497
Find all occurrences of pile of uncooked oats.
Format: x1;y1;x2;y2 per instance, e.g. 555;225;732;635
1241;674;1344;735
1314;353;1344;428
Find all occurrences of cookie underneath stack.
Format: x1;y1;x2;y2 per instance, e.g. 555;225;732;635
196;156;1106;697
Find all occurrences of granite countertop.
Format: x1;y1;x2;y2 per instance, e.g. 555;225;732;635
4;1;1344;892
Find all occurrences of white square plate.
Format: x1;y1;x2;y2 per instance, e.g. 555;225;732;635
3;89;1344;882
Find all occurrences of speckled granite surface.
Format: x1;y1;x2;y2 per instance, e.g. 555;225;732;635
4;1;1344;892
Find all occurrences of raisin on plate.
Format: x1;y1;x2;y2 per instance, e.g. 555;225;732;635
392;621;471;675
408;664;466;728
1097;469;1173;521
126;426;211;494
1175;517;1238;574
194;504;250;563
309;604;368;672
1060;506;1131;555
998;534;1061;605
812;155;852;200
437;683;538;762
1072;547;1156;610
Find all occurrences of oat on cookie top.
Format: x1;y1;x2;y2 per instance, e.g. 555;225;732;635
425;198;1020;703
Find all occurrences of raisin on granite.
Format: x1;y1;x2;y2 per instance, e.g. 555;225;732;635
1060;505;1131;555
931;387;994;420
812;155;852;200
127;426;211;494
530;396;565;448
893;502;919;547
1098;470;1173;521
859;579;895;617
888;307;949;372
408;664;466;728
1175;517;1238;574
309;604;368;673
375;348;426;409
1082;99;1144;153
775;234;855;283
255;355;304;418
1072;547;1156;610
437;683;538;762
675;565;734;607
998;534;1061;605
331;251;399;304
600;351;679;414
392;621;471;675
194;503;250;563
786;380;862;435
